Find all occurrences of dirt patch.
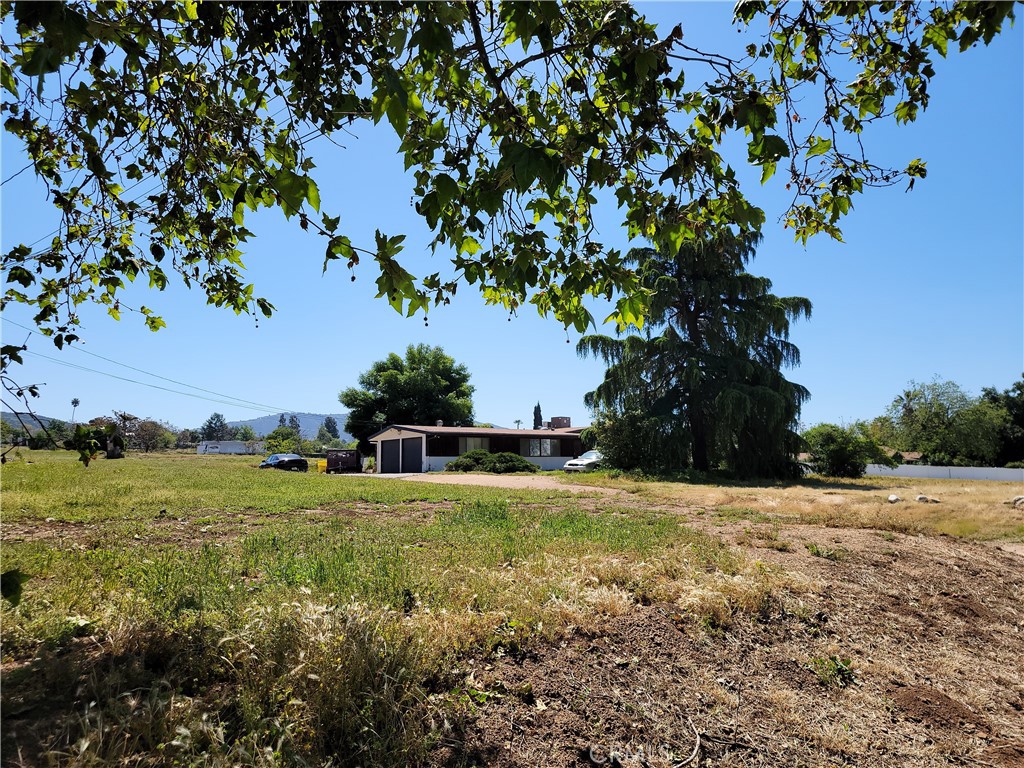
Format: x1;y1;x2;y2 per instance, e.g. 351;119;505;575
890;684;989;732
435;526;1024;767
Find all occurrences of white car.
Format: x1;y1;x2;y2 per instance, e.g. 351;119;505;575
563;450;603;472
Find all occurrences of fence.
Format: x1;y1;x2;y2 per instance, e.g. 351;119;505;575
865;464;1024;482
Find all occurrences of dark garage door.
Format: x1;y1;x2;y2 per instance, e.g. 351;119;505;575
380;439;400;474
401;437;423;473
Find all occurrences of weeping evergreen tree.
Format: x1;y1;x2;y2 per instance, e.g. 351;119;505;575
579;230;810;478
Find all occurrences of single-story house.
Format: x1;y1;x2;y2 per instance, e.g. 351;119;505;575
368;424;587;473
197;440;264;455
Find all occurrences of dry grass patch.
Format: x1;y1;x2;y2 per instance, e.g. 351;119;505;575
572;474;1024;540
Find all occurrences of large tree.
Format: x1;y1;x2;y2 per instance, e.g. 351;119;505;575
981;377;1024;467
876;378;1012;466
200;412;232;442
1;1;1016;362
580;230;809;478
322;416;340;440
340;345;474;452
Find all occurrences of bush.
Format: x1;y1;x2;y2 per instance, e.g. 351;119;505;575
482;452;538;474
444;449;492;472
803;423;895;478
445;450;537;474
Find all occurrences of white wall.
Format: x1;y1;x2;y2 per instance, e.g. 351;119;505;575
866;464;1024;482
197;440;264;455
423;455;568;472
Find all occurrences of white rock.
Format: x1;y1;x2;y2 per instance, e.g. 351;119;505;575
887;494;901;503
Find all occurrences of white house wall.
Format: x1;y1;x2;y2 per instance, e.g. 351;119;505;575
423;455;567;472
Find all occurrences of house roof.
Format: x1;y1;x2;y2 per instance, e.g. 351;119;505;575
368;424;584;441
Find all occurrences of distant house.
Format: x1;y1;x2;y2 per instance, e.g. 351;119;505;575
197;440;264;455
880;447;924;464
368;422;586;473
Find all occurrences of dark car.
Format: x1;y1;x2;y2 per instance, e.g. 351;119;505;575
259;453;309;472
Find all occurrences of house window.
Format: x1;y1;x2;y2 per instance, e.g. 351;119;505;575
458;436;490;453
521;438;557;457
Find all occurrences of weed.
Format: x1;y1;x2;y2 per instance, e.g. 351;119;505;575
808;655;858;688
805;542;847;561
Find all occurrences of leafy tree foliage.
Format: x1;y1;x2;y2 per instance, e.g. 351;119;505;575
63;423;124;465
533;403;543;430
264;426;300;455
25;417;71;449
1;0;1016;362
175;427;198;449
287;414;302;437
322;416;340;439
873;378;1011;466
133;419;175;452
580;231;809;478
340;344;474;452
981;376;1024;466
200;412;232;442
585;407;688;475
234;424;258;442
802;423;894;478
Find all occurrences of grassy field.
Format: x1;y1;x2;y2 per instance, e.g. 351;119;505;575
2;451;1022;767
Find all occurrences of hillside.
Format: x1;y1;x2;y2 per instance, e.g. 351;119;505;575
227;412;352;440
1;411;57;431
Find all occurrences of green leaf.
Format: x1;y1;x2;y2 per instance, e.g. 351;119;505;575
750;134;790;164
306;177;320;213
434;174;459;206
806;136;832;158
273;169;308;217
0;60;18;98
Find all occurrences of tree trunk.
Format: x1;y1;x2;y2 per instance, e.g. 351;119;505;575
688;399;710;472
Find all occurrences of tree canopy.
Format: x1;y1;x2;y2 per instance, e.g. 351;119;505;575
200;412;232;442
1;0;1016;367
340;344;474;452
580;230;809;478
870;377;1014;467
802;422;894;478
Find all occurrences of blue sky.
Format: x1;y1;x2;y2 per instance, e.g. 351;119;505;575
2;4;1022;433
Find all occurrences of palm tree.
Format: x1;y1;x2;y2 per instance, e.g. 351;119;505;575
70;398;80;424
513;419;523;430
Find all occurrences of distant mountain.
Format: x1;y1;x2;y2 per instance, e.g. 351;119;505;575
2;411;57;431
228;412;352;440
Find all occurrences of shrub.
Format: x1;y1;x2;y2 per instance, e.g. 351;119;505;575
482;452;538;474
445;450;537;474
802;423;895;478
445;449;492;472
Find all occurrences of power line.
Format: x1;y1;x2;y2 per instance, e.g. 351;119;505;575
4;318;293;413
23;349;291;415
